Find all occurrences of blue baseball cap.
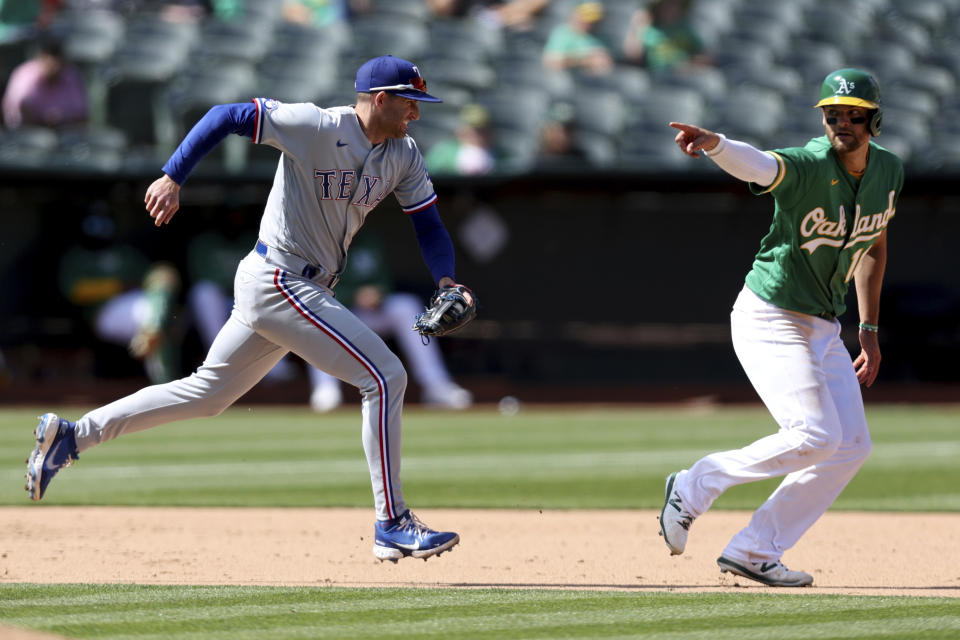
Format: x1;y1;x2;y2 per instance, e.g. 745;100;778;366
355;55;442;103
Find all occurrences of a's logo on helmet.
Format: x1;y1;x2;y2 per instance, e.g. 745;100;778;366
835;77;855;95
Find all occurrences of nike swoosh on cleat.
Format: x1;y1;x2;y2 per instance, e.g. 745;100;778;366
394;541;420;550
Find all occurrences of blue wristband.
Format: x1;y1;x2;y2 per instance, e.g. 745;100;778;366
858;322;879;332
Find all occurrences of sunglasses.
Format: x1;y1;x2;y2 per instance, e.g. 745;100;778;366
824;110;867;125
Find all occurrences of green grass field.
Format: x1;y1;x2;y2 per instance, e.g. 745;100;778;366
1;404;958;639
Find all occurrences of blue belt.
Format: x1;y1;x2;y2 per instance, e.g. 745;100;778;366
254;240;337;287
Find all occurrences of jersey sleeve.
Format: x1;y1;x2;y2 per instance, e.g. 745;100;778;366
748;146;819;209
393;137;438;214
252;98;323;155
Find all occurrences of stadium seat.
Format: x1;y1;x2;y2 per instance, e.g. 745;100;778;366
573;89;625;137
491;125;539;172
270;20;349;57
476;88;550;138
571;65;650;103
429;21;500;64
51;10;125;68
408;121;458;157
192;18;273;66
802;4;873;48
419;58;497;93
653;67;727;105
883;83;939;119
711;43;776;76
726;64;803;96
778;39;845;86
708;85;784;141
687;0;738;47
52;125;128;172
720;20;796;59
347;15;429;61
101;47;186;150
367;0;431;22
575;130;618;168
851;42;917;79
619;121;687;168
493;59;574;98
627;87;706;131
0;126;58;168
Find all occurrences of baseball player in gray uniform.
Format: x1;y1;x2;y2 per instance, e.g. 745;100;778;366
659;68;902;586
26;55;466;562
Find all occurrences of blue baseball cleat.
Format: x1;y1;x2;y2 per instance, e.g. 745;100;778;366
25;413;78;501
373;510;460;562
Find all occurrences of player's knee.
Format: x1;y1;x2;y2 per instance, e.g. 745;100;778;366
792;427;842;462
383;357;408;391
359;355;407;398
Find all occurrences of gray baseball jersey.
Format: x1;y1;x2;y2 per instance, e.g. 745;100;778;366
71;98;446;523
253;99;437;276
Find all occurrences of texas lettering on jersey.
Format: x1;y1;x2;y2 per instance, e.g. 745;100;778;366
313;169;390;207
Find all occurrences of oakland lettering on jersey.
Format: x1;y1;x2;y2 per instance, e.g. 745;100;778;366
313;169;389;207
799;190;896;254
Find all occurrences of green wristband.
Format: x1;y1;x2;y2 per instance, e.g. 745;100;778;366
859;322;879;332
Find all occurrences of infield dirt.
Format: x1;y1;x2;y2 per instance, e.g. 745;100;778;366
2;507;958;597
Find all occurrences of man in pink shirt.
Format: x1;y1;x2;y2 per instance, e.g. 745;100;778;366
2;35;87;129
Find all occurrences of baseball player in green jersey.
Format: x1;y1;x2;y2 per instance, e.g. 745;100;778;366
658;68;903;587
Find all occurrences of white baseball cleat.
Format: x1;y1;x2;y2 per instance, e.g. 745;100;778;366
659;471;695;555
717;556;814;587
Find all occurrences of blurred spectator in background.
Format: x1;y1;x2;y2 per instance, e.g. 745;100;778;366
308;233;473;412
425;103;496;176
2;33;86;129
543;2;612;75
534;101;587;169
282;0;360;26
186;223;471;410
59;204;182;384
0;0;61;42
159;0;247;22
622;0;710;74
428;0;549;32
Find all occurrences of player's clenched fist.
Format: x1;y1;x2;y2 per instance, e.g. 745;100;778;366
144;174;181;226
669;122;721;158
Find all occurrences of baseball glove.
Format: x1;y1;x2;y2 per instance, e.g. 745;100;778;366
412;284;477;339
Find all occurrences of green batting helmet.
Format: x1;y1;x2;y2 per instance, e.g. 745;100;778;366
814;68;882;136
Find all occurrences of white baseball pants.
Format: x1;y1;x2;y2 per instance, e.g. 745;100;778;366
676;286;872;564
74;251;409;520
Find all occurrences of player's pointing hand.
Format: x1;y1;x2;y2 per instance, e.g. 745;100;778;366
144;174;181;227
669;122;721;158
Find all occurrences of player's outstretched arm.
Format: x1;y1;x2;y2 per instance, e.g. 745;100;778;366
670;122;779;187
146;103;257;227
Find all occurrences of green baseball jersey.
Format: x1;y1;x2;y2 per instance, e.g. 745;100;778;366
744;136;903;318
